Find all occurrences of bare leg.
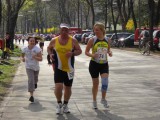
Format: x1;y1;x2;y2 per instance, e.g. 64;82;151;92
54;83;63;102
92;78;99;101
30;91;33;96
64;85;72;102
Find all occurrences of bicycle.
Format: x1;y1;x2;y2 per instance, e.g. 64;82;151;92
139;38;150;55
118;40;125;48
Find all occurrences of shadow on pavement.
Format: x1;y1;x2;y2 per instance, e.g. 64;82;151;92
95;109;126;120
65;113;81;120
57;113;80;120
23;100;46;112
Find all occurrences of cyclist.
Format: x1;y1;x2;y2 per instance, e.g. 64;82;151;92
139;27;150;47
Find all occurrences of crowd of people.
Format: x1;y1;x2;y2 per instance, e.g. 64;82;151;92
1;22;113;115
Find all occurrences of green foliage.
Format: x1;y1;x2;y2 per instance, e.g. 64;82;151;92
11;45;22;57
0;59;20;101
0;44;21;101
21;0;35;11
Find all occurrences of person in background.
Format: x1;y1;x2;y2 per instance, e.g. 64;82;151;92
35;36;45;54
1;32;11;59
47;23;82;114
85;22;112;109
139;27;150;46
21;37;42;102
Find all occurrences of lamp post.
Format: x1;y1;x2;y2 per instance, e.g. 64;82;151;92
42;0;51;34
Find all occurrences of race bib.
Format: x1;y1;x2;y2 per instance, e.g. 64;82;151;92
97;47;108;60
67;70;74;80
98;53;106;60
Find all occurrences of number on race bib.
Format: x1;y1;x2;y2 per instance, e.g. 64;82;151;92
67;70;74;80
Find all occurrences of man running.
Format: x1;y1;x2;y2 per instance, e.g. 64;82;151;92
47;23;82;114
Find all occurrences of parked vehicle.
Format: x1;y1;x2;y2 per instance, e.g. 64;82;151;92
110;32;132;47
82;29;92;34
84;34;94;44
105;34;113;39
73;34;82;42
81;32;92;44
153;30;160;50
123;34;134;47
69;27;82;35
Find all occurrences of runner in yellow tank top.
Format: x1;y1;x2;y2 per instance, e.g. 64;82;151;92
47;23;82;114
54;36;73;72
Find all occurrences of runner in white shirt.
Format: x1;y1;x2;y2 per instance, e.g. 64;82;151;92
21;37;42;102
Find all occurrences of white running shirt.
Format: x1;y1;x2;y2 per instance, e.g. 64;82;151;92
22;45;41;71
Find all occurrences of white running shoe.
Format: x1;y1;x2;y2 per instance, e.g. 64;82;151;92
56;103;62;114
92;101;97;109
101;99;109;108
62;104;70;113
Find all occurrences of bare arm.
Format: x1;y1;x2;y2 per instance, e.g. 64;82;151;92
47;38;55;55
47;38;55;60
72;38;82;56
21;53;25;62
85;38;96;58
107;39;112;57
32;52;43;61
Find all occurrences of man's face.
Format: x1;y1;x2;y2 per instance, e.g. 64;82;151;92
60;27;69;36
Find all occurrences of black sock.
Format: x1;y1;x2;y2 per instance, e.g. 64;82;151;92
58;101;62;104
63;101;68;105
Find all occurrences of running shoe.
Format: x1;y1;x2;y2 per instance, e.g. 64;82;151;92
92;101;97;109
29;96;34;102
101;99;109;108
56;103;62;114
62;104;70;113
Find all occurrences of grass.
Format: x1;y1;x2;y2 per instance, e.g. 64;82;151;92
0;45;21;101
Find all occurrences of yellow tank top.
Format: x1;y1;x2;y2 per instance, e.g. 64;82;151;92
54;36;73;72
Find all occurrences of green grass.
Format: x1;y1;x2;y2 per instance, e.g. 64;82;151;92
0;60;20;101
0;45;21;101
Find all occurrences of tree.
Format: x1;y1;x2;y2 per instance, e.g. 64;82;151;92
81;0;90;29
148;0;155;50
116;0;132;30
130;0;137;29
5;0;26;50
85;0;95;26
0;0;2;27
155;0;160;26
110;0;119;37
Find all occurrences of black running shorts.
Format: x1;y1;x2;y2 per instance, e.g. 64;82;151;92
89;60;109;78
54;68;73;86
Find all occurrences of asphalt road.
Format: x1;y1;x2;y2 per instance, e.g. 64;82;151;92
0;40;160;120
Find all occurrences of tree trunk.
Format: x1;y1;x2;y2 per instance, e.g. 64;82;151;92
130;0;137;29
9;14;18;50
85;0;95;26
0;0;2;27
111;0;119;38
104;0;108;29
5;0;26;50
155;0;160;26
148;0;155;51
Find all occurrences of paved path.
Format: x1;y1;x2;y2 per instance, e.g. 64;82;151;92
0;41;160;120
